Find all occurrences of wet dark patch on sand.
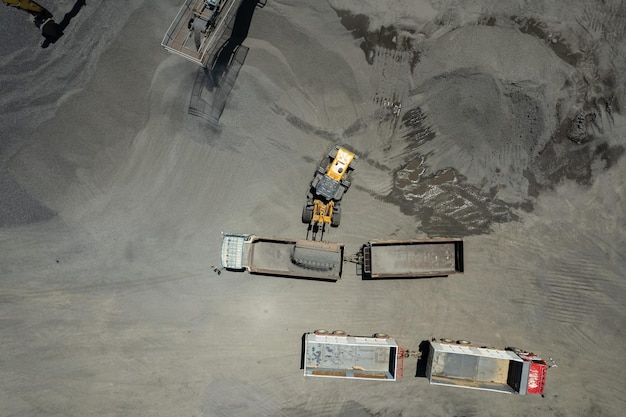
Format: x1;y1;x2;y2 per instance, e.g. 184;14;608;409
327;10;623;237
389;97;623;236
332;8;419;70
385;65;623;236
401;107;436;147
335;10;370;40
477;16;497;26
511;16;583;66
390;96;623;236
386;158;518;237
526;129;625;196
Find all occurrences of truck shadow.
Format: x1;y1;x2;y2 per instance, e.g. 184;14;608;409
207;0;260;86
415;339;430;378
300;333;306;369
189;0;265;124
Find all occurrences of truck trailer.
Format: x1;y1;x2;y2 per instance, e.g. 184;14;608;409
426;339;547;395
220;233;344;281
303;330;400;381
221;234;464;281
360;238;464;279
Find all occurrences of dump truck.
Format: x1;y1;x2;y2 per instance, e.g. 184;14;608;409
303;330;400;381
302;145;357;237
358;238;464;279
426;339;548;395
220;233;344;281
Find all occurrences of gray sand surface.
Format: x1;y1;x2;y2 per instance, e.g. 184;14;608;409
1;0;625;416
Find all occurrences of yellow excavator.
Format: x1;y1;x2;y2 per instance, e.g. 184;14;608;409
3;0;61;39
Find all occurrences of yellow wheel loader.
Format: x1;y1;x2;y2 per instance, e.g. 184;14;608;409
302;145;357;238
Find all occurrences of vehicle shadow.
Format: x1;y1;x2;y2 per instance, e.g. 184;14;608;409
40;0;87;48
189;0;265;124
415;339;431;378
206;0;260;86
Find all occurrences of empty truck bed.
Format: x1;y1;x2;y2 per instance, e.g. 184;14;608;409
362;239;464;279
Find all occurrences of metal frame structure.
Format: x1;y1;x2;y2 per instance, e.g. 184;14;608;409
161;0;243;66
426;341;547;395
303;332;399;381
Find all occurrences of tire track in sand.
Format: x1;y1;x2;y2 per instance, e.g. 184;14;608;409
498;219;624;343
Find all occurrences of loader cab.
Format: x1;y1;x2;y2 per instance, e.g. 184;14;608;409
326;147;356;182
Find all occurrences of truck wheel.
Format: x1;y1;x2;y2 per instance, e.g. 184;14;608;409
315;329;329;335
331;211;341;227
456;340;471;345
440;338;454;343
506;347;523;354
332;330;346;336
302;205;313;223
373;333;388;339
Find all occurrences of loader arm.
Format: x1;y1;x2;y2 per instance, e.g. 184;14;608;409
312;200;334;227
3;0;62;40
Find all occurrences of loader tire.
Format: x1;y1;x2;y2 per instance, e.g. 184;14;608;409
302;205;313;223
331;211;341;227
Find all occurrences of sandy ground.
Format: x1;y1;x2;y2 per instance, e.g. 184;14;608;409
1;0;625;416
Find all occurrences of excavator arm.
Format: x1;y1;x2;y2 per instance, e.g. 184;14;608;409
2;0;52;18
3;0;60;39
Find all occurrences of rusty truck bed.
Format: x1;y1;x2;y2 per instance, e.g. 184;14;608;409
244;236;344;281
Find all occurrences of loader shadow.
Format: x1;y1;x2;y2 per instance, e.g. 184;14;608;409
40;0;87;48
189;0;264;124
